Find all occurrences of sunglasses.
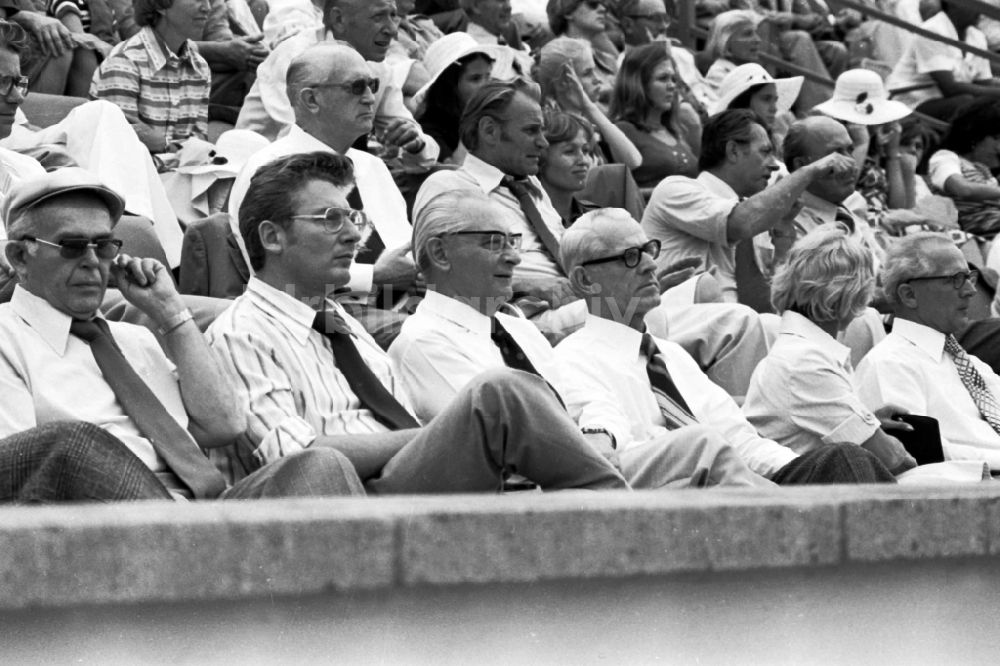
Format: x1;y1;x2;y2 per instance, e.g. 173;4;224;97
907;269;978;290
580;239;661;268
446;230;523;252
0;75;28;98
313;76;380;96
20;235;123;259
290;207;370;234
581;0;605;8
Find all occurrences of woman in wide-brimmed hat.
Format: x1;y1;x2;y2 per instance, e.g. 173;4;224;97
712;62;802;156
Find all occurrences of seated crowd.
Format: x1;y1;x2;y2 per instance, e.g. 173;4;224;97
3;0;1000;502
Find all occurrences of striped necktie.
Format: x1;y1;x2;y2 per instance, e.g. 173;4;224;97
640;332;698;430
944;334;1000;435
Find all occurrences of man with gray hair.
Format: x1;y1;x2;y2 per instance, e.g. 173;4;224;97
391;192;771;488
555;208;896;484
857;232;1000;470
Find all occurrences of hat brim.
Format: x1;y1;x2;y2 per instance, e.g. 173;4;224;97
814;98;912;126
27;184;125;222
712;75;803;116
413;44;502;111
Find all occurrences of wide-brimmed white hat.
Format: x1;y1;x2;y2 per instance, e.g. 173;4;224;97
711;63;803;116
814;68;912;125
413;33;503;111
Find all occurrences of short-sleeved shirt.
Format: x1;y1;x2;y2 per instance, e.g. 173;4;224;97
90;26;210;146
640;170;740;301
743;310;880;455
47;0;90;31
887;11;992;108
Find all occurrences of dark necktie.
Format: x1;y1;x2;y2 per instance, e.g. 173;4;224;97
944;334;1000;435
70;318;227;499
348;183;385;265
640;332;698;430
503;176;564;273
311;308;420;430
491;317;543;376
834;206;856;233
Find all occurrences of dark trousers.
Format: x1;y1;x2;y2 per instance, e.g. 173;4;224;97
771;444;896;485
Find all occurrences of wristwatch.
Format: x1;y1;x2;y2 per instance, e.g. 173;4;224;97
581;427;616;450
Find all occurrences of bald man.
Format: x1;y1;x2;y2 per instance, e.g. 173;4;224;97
228;42;417;347
390;191;771;488
554;208;896;485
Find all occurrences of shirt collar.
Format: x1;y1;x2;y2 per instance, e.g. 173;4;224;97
419;290;493;338
697;170;739;200
140;26;196;72
779;310;852;365
461;153;509;194
245;277;350;346
10;285;106;356
287;124;337;153
799;191;840;223
582;313;645;359
890;317;947;362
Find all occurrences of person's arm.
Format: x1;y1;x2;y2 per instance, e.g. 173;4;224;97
928;70;1000;98
196;36;269;72
112;255;244;448
943;173;1000;202
10;10;77;56
874;122;908;210
860;427;917;476
726;152;855;244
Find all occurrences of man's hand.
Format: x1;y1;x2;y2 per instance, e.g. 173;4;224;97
874;404;915;435
807;152;857;184
656;256;701;293
372;242;418;292
381;117;426;155
512;275;578;310
71;32;112;58
12;12;76;56
218;35;269;71
110;254;186;324
582;431;620;470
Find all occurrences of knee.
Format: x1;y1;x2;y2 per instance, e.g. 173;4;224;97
466;367;545;395
26;421;120;459
679;424;732;453
294;448;365;494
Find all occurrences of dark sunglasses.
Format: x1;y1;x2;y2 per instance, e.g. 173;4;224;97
313;76;380;96
290;207;370;234
580;239;661;268
582;0;605;8
20;235;123;259
907;269;978;290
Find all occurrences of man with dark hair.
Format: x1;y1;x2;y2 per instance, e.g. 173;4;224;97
90;0;212;155
0;167;363;501
207;150;630;495
641;108;854;303
236;0;438;168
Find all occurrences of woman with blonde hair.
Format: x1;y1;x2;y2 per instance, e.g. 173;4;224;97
743;224;917;475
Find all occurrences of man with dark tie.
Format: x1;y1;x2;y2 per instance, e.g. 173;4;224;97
228;42;418;348
207;150;631;494
390;190;769;487
0;167;363;501
555;208;895;485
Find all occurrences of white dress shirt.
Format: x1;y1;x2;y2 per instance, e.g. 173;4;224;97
227;124;412;295
0;286;185;474
235;27;439;164
743;311;880;456
388;291;561;422
414;153;566;280
856;318;1000;468
261;0;322;48
206;277;412;463
555;314;797;476
641;170;740;301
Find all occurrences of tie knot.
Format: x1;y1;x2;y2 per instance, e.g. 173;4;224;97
944;334;966;358
70;318;109;343
312;309;352;336
640;332;658;360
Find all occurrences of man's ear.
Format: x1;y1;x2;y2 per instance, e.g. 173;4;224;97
895;281;920;310
295;87;319;114
478;115;500;148
4;240;29;281
725;139;743;164
257;219;286;257
325;5;344;35
567;264;598;297
424;236;451;271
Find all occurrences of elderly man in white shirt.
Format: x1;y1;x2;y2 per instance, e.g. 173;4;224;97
391;191;768;487
555;209;897;485
857;232;1000;469
236;0;438;167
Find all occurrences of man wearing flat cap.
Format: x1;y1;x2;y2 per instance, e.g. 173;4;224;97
0;167;363;501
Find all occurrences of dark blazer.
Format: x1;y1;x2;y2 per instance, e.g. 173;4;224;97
178;213;250;300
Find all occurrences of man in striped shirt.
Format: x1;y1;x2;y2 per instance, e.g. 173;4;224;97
206;150;630;493
89;0;211;155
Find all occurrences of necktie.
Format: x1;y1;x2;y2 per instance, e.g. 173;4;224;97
944;334;1000;435
834;206;856;233
311;308;420;430
640;332;698;430
503;176;564;273
70;318;227;499
491;317;543;376
348;183;385;265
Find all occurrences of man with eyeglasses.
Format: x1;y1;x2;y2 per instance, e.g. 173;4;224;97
208;151;629;495
555;209;897;485
0;167;364;501
228;43;417;348
857;232;1000;471
236;0;439;168
390;193;769;487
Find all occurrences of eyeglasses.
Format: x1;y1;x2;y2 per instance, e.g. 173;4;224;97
0;75;28;98
312;76;380;96
580;239;661;268
581;0;605;9
907;269;979;290
290;207;370;234
20;235;123;259
626;12;670;25
446;230;523;252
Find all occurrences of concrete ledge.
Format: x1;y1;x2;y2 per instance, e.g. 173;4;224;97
3;484;1000;611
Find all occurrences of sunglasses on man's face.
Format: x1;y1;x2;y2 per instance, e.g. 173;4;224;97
581;0;606;9
20;235;123;259
313;76;380;96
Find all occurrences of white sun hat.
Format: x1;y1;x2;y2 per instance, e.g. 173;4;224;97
711;63;803;116
413;33;503;111
814;68;913;126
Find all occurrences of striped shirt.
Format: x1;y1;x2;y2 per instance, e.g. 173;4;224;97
89;26;210;146
206;278;414;463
